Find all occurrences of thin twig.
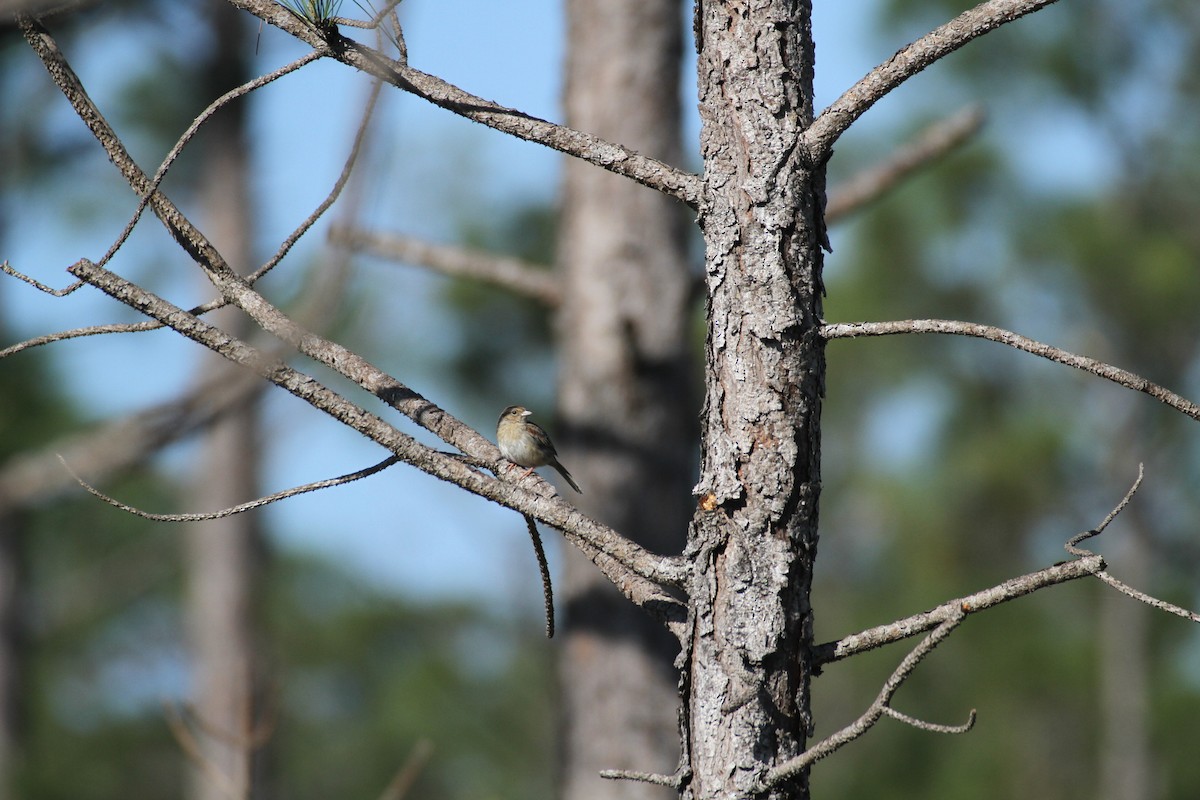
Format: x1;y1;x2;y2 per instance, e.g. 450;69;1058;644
328;228;561;306
59;453;401;522
825;106;985;223
882;705;977;734
762;613;966;790
523;514;555;638
822;319;1200;423
1065;465;1200;623
804;0;1060;163
95;49;326;273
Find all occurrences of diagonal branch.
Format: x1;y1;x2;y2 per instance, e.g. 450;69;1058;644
825;106;985;224
803;0;1060;163
811;555;1105;666
822;319;1200;422
328;227;561;306
223;0;703;207
66;259;688;631
762;613;967;790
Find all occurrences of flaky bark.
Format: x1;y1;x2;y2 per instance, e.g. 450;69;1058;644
556;0;693;797
685;1;825;797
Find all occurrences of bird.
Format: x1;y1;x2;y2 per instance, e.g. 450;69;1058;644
496;405;582;493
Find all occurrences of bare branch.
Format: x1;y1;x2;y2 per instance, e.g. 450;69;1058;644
822;319;1200;423
59;453;401;522
812;555;1104;665
328;227;561;306
1066;464;1145;557
804;0;1060;163
0;260;82;296
94;49;326;273
224;0;703;208
762;613;966;789
598;769;684;787
0;318;161;360
3;33;373;360
1065;465;1200;624
882;705;977;735
524;515;555;638
64;259;688;629
825;106;985;223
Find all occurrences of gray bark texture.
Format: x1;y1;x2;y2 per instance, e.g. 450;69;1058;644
555;0;694;798
685;1;824;797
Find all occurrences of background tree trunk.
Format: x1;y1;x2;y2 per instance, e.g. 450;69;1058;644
555;0;694;797
687;1;824;797
184;7;268;800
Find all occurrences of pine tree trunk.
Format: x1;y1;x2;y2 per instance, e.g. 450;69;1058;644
686;1;824;797
555;0;694;797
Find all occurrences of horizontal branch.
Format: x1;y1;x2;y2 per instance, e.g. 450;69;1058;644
822;319;1200;423
328;227;561;306
226;0;703;207
804;0;1059;163
825;106;985;224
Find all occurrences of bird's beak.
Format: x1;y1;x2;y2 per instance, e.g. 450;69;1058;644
521;409;533;417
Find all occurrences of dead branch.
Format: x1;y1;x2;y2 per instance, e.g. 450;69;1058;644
825;106;985;223
812;556;1105;666
328;227;561;306
59;454;402;522
65;260;688;628
822;319;1200;423
804;0;1060;163
223;0;703;208
762;612;967;790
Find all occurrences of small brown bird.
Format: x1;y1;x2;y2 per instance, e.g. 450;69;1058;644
496;405;582;493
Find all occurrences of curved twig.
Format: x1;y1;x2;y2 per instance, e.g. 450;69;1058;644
804;0;1059;163
822;319;1200;422
59;453;401;522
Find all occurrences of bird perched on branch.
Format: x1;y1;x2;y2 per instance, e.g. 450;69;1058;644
496;405;582;493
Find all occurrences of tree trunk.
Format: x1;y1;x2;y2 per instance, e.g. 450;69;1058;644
0;512;23;800
686;1;824;797
555;0;693;797
184;7;267;800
